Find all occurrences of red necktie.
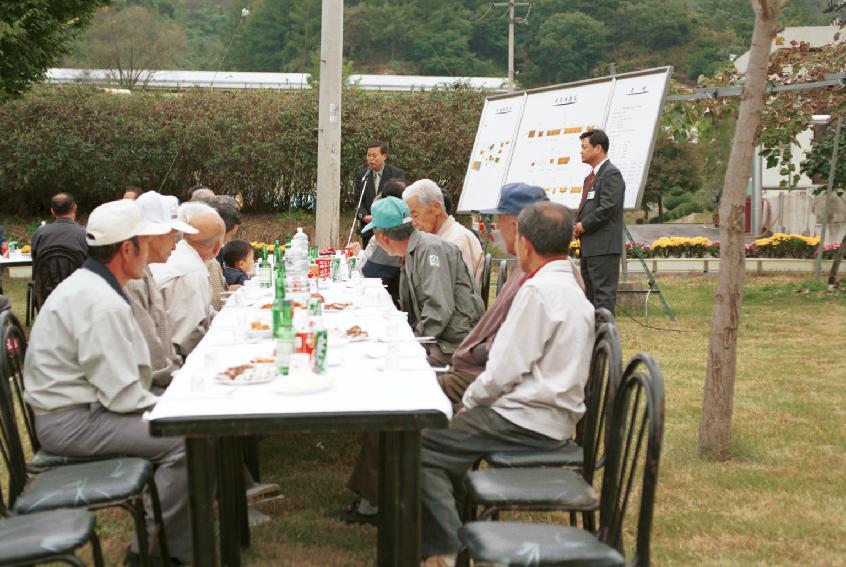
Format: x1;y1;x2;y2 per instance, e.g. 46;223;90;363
578;171;595;213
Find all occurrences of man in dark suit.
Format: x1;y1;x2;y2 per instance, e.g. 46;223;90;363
354;140;405;247
573;129;625;315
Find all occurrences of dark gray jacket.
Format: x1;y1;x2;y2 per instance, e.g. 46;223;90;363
400;231;484;354
577;160;626;257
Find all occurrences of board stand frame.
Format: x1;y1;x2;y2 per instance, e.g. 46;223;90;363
621;224;676;321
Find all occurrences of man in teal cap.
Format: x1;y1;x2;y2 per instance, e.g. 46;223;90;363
337;196;484;524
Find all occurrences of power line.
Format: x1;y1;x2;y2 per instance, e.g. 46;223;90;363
157;7;249;192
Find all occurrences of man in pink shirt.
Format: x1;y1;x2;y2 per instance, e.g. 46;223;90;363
437;182;549;403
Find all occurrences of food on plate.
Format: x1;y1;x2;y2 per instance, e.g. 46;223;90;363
324;302;351;311
218;364;253;381
251;357;275;364
310;293;325;302
319;247;336;256
346;325;369;338
259;303;273;309
250;321;270;331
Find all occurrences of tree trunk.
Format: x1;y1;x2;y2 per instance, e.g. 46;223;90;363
699;0;787;456
658;194;663;222
828;231;846;287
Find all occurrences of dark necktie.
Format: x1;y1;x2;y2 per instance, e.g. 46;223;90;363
578;171;595;213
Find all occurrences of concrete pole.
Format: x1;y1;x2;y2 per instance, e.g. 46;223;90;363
314;0;343;249
507;1;515;92
815;116;842;278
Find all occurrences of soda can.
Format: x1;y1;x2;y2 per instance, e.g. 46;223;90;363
331;257;341;282
347;257;357;273
294;331;314;354
307;297;323;317
312;329;328;374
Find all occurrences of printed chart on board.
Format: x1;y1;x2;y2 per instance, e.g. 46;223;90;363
457;95;525;212
504;81;612;209
457;67;672;213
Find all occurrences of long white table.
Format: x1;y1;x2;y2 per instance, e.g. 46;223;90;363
146;276;451;566
0;254;32;295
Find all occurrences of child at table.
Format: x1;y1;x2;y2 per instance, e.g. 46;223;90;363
222;240;255;289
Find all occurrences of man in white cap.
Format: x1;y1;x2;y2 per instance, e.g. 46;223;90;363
127;191;198;390
23;199;192;564
151;201;225;357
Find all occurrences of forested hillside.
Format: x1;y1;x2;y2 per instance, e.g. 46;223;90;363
64;0;833;86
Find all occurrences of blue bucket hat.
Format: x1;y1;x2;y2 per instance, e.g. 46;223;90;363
479;182;549;215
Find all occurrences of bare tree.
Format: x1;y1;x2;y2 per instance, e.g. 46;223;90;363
699;0;790;456
84;5;186;89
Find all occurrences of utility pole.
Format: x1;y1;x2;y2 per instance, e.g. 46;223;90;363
315;0;343;248
493;1;530;92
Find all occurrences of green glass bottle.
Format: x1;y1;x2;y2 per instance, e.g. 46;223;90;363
274;239;282;266
275;299;295;376
271;273;285;337
258;244;271;288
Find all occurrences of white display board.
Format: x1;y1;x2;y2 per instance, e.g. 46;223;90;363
458;67;672;213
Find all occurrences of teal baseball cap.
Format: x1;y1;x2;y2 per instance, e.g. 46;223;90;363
362;196;412;233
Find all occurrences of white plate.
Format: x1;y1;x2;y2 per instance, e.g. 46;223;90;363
271;373;334;395
214;364;278;385
246;328;272;339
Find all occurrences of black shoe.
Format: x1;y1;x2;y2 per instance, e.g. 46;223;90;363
326;499;378;526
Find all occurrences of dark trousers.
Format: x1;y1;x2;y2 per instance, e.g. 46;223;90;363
420;407;572;556
580;254;620;315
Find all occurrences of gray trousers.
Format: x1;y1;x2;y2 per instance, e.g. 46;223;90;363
35;404;191;561
580;254;620;315
421;406;572;557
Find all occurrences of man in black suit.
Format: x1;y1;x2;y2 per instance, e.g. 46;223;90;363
573;129;625;315
354;141;405;247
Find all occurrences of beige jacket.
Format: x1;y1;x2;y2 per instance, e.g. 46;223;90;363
150;240;215;357
436;216;484;287
24;265;158;414
463;260;595;441
125;267;182;387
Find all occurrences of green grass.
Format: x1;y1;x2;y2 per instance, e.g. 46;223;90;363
2;273;845;566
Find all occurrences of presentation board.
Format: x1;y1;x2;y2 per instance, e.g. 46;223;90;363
457;67;672;213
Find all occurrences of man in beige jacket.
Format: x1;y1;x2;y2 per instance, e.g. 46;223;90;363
404;179;484;286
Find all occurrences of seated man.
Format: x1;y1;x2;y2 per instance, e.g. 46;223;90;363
30;192;88;264
23;199;190;564
420;202;595;567
368;196;484;364
126;191;198;390
361;179;406;304
207;202;241;310
436;182;548;404
221;239;255;288
338;198;484;523
403;179;484;287
151;202;224;357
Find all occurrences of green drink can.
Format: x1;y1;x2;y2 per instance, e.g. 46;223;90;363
312;329;328;374
307;297;323;317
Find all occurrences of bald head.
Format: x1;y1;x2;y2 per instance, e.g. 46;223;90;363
184;210;225;261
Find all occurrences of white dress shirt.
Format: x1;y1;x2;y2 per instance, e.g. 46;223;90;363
24;265;158;414
463;259;595;440
436;215;484;287
150;239;214;357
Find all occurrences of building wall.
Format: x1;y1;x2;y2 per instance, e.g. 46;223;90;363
763;188;846;243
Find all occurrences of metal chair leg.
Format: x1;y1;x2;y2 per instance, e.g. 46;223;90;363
147;478;171;562
90;530;105;567
120;497;152;566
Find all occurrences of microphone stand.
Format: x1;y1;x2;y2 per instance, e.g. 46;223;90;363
346;170;370;248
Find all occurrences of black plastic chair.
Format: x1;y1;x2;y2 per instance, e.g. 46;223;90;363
479;253;492;308
0;314;170;566
27;246;85;324
483;308;620;470
0;482;104;567
462;315;623;529
496;260;509;297
458;354;665;567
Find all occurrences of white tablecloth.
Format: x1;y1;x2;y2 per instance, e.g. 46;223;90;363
0;254;32;267
146;277;453;422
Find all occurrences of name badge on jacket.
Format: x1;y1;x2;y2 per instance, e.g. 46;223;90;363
587;190;596;200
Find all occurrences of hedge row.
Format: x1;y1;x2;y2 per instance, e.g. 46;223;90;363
0;85;486;215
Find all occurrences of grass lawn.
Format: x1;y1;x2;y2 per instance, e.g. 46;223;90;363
1;272;844;566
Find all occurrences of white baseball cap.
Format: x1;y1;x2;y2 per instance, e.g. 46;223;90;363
136;191;198;234
86;200;172;246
